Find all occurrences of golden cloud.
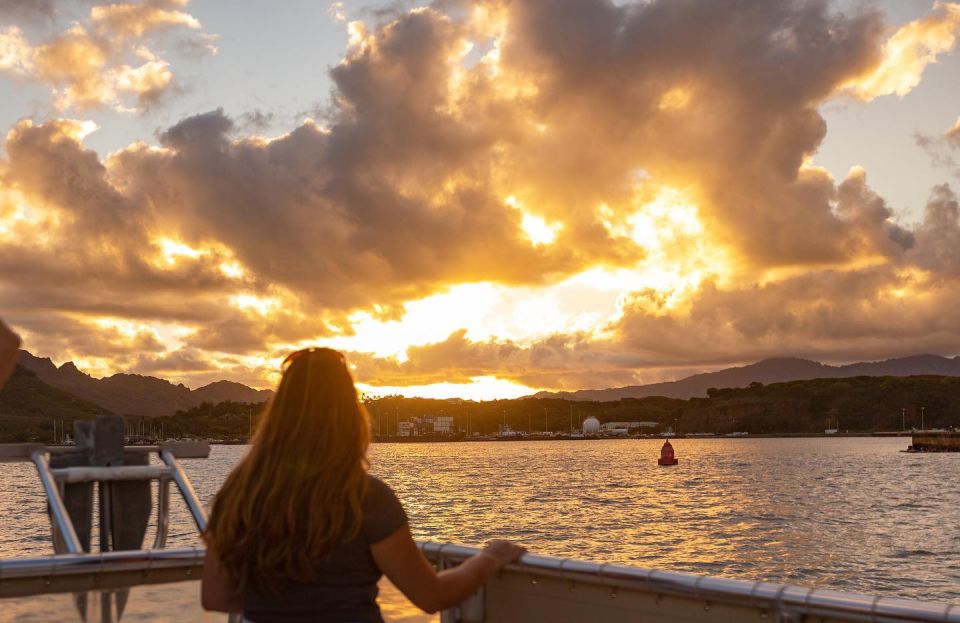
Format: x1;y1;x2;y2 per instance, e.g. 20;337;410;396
2;1;960;395
90;0;200;42
0;0;210;112
948;117;960;147
0;25;34;75
844;2;960;100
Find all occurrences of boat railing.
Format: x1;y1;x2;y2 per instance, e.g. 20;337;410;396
0;418;214;621
0;546;205;598
1;541;957;623
0;438;210;555
418;541;960;623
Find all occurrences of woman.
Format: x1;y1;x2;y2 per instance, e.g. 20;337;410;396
202;347;525;622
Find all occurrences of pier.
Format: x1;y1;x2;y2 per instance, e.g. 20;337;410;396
909;431;960;452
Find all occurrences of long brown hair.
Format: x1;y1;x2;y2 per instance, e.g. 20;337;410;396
206;348;371;596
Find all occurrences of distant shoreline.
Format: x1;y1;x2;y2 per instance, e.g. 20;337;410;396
364;431;915;444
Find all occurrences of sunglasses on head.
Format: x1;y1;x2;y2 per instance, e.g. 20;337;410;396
281;347;346;371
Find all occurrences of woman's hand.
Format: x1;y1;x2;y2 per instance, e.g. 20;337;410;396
200;544;243;613
479;539;526;568
372;527;527;614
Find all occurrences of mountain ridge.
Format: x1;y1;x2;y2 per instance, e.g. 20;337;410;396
532;354;960;401
16;350;273;417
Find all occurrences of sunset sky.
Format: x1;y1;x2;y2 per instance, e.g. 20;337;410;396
2;0;960;399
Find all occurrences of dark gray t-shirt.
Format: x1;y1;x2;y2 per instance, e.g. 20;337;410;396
242;475;408;623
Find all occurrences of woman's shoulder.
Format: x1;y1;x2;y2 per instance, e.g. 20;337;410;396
363;474;402;509
365;473;394;493
362;474;408;543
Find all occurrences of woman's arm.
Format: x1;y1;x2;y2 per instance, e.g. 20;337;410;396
371;524;525;614
201;544;243;613
0;319;21;390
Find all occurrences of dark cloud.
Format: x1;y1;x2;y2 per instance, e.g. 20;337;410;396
238;109;274;133
0;0;56;21
911;184;960;277
916;118;960;178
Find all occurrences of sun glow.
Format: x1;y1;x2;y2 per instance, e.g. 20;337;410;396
521;212;561;245
325;283;504;359
230;294;279;315
658;86;692;111
506;195;563;245
879;267;932;302
321;185;727;378
357;375;533;401
599;186;731;314
219;260;245;279
156;237;206;264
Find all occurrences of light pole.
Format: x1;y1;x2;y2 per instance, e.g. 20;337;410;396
901;407;906;432
921;406;925;431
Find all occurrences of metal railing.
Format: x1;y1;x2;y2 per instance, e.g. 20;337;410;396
0;547;205;598
0;440;210;554
418;542;960;623
0;435;212;621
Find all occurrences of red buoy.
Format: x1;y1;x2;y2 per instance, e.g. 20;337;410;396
658;440;679;466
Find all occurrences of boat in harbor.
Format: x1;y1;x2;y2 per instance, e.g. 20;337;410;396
906;430;960;452
0;420;957;623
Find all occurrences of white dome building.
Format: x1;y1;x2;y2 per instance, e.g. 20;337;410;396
582;416;601;435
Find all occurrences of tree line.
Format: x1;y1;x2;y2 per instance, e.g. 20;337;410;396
2;365;959;443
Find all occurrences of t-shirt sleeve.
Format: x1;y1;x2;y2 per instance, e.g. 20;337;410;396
363;476;408;543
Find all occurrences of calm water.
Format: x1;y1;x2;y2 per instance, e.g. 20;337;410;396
0;437;958;620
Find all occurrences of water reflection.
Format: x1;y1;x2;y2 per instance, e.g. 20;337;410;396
369;438;959;602
0;438;957;622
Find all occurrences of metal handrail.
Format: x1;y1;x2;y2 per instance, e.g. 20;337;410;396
0;547;205;598
51;466;173;483
417;542;960;623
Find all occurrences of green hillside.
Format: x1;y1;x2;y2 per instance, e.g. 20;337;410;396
682;375;960;433
152;400;265;440
2;371;958;442
0;366;110;442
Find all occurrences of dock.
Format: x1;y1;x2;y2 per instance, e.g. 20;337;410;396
909;431;960;451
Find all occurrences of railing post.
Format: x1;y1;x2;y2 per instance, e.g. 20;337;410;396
152;477;171;549
436;554;485;623
160;450;208;533
32;450;83;554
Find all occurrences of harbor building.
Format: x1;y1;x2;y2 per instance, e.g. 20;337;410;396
396;415;456;437
582;417;601;435
600;421;659;435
